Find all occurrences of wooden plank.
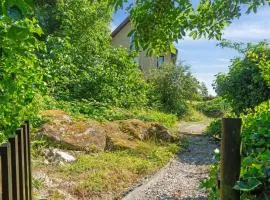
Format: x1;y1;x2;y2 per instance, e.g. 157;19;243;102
0;143;13;200
16;128;26;200
9;135;20;200
22;124;30;200
25;121;32;200
221;118;242;200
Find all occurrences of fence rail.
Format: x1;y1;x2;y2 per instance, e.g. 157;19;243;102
0;121;32;200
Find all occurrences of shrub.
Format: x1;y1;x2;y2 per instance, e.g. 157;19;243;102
38;1;148;108
38;96;177;127
205;119;222;139
202;101;270;199
148;63;199;116
195;98;230;118
0;6;44;136
214;42;270;114
234;100;270;198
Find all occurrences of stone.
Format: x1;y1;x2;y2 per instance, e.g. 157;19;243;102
39;110;175;153
54;149;76;162
147;123;175;142
42;148;76;164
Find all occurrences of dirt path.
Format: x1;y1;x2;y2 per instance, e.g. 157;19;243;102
123;122;218;200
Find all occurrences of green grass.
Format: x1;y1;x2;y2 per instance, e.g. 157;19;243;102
59;141;180;198
36;95;178;127
181;103;209;122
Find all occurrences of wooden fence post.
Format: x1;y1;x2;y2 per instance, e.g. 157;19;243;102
25;121;32;200
22;123;30;200
16;128;26;200
0;143;13;200
221;118;242;200
8;135;20;200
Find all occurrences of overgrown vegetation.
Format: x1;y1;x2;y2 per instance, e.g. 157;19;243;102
202;41;270;199
195;97;230;118
204;119;222;139
214;42;270;114
32;139;180;199
148;64;200;116
202;101;270;199
0;0;204;139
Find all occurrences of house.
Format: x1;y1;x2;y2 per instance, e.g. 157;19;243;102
111;17;178;74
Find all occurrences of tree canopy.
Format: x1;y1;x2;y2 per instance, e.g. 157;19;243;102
110;0;270;54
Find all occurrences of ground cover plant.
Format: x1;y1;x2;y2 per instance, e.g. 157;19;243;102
32;135;180;199
195;97;230;118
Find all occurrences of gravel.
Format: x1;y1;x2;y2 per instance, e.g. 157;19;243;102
123;122;218;200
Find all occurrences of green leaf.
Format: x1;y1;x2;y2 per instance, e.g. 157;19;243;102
233;178;262;192
170;44;176;54
7;25;29;41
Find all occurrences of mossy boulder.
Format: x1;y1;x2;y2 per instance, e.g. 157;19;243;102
38;110;175;152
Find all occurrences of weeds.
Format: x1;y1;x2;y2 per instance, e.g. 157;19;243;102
59;142;180;197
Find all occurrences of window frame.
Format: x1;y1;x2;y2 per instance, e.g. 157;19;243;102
157;56;165;68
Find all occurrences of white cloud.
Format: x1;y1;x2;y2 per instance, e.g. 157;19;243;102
223;24;270;40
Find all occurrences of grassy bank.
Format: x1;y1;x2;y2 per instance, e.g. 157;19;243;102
33;141;180;199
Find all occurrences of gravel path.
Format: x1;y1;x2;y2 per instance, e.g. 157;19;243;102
123;122;218;200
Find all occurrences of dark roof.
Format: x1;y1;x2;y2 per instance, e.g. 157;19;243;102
111;17;130;37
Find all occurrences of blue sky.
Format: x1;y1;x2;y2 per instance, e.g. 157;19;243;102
111;2;270;95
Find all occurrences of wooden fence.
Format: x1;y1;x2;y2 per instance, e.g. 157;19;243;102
220;118;242;200
0;121;32;200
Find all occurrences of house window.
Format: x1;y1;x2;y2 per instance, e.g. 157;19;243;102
157;56;164;68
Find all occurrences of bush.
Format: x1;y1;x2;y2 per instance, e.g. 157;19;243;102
38;1;148;108
39;96;177;127
0;6;44;136
148;63;199;116
195;98;230;118
202;101;270;199
234;100;270;199
214;42;270;114
205;119;222;139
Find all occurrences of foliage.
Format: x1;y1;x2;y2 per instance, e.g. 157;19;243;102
205;119;222;139
195;98;230;118
60;142;179;198
36;95;177;127
0;3;44;136
181;102;209;122
234;100;270;198
37;0;148;108
214;42;270;114
202;101;270;199
198;82;209;100
110;0;270;54
148;63;200;116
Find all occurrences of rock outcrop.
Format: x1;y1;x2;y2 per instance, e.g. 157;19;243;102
38;110;175;153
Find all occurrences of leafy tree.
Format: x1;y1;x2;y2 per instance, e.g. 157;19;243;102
110;0;270;54
148;63;199;116
37;0;148;107
0;1;44;136
199;82;209;99
214;42;270;114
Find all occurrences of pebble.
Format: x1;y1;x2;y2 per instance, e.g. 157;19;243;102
123;123;218;200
